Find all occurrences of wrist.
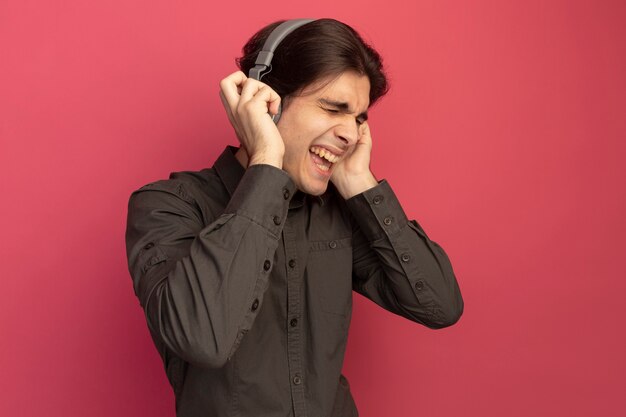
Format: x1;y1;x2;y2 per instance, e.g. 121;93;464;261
334;172;378;199
248;150;284;169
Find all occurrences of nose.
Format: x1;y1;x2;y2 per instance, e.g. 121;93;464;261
333;119;360;147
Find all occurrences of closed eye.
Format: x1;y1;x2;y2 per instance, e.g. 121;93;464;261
323;106;364;126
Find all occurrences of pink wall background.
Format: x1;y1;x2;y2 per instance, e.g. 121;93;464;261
2;1;625;416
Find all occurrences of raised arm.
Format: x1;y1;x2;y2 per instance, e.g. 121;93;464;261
126;166;295;368
125;70;290;367
346;180;464;329
330;121;463;328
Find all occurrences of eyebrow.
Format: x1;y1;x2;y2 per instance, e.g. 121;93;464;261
319;98;369;122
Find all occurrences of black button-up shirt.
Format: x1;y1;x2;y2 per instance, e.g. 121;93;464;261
125;146;463;417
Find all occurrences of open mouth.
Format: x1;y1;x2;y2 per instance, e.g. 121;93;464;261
309;145;340;173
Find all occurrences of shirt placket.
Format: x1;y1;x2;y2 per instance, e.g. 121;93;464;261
282;214;307;417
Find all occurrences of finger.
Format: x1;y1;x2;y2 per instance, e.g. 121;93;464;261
239;78;281;111
250;85;281;115
238;81;281;119
239;77;267;103
219;90;236;124
219;90;245;141
219;71;247;110
266;88;282;115
359;121;371;139
357;121;372;147
222;70;247;87
359;120;370;136
220;71;247;104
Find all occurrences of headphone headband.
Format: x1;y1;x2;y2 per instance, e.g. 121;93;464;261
248;19;316;81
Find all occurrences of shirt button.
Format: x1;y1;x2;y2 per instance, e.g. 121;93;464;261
283;188;290;200
251;299;259;311
328;240;337;249
401;253;410;262
383;216;393;226
414;280;424;291
273;215;281;225
263;260;271;271
293;374;302;385
290;318;298;327
373;195;384;205
288;259;296;268
143;242;154;250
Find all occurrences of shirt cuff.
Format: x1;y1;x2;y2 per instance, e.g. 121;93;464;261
345;179;409;241
224;164;297;238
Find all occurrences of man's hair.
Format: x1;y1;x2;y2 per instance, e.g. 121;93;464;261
236;18;389;107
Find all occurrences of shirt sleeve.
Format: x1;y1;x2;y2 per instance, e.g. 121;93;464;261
345;179;464;329
125;164;297;368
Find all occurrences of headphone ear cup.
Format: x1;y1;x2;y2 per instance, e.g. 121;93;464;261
271;101;282;124
249;19;315;125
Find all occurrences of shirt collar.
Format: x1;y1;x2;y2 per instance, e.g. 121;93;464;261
214;146;326;208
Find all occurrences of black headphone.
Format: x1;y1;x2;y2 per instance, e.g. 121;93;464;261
248;19;317;124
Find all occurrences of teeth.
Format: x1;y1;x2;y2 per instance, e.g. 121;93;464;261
310;146;339;164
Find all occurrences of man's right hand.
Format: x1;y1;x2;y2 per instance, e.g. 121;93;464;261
219;71;284;168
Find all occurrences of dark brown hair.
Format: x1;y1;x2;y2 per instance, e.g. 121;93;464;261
236;18;389;107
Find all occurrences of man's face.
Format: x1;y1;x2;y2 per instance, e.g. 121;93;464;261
277;71;371;196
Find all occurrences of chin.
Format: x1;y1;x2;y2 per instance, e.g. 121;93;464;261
298;180;329;196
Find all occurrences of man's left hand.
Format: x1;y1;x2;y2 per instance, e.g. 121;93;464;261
330;121;378;199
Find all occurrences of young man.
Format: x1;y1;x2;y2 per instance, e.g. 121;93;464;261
125;18;463;417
